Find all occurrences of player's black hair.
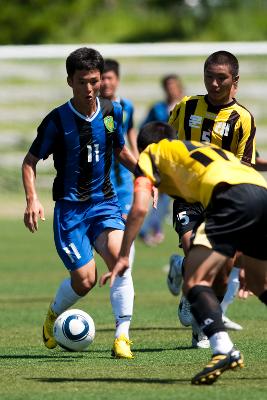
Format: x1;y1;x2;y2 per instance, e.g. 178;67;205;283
103;58;120;77
66;47;104;77
161;74;181;89
204;50;239;78
137;121;177;152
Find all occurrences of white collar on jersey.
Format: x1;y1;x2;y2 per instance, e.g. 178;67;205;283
68;97;100;122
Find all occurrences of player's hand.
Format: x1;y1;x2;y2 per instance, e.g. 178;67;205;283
24;199;45;233
238;287;253;299
99;256;130;287
238;268;254;299
152;186;158;209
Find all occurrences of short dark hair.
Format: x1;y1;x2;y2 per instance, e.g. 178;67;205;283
161;74;181;89
103;58;120;77
137;121;177;152
66;47;104;77
204;50;239;77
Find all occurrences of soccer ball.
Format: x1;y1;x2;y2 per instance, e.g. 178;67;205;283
53;309;95;351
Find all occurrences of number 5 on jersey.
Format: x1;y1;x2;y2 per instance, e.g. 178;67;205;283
178;211;190;226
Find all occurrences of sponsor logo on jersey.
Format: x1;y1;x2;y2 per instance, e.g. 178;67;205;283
189;115;202;128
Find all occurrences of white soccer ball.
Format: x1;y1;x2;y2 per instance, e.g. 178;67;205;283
53;309;95;351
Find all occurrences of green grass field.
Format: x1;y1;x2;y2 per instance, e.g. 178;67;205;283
0;52;266;399
0;218;266;400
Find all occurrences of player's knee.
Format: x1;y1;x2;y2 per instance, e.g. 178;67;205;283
72;276;97;296
182;280;193;296
183;278;212;296
83;275;97;293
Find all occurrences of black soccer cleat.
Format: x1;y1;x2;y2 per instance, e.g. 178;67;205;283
191;348;244;385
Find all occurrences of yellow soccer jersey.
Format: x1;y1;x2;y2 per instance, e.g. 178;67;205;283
137;139;266;208
168;95;256;165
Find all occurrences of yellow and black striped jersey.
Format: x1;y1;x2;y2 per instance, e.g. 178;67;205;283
137;139;266;208
168;95;256;165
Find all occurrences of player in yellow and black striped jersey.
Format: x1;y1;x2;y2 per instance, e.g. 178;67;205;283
136;138;266;208
168;51;256;253
169;94;256;165
103;121;267;385
168;51;256;339
169;50;256;165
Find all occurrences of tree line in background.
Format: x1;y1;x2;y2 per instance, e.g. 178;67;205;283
0;0;266;44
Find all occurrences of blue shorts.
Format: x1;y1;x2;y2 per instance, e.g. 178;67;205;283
53;197;125;271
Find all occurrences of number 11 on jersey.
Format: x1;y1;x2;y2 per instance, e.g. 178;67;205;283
87;144;100;162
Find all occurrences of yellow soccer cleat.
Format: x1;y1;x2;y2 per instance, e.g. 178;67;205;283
42;304;58;349
112;334;134;359
191;348;244;385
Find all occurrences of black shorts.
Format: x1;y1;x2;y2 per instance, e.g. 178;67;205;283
192;183;267;260
173;197;204;240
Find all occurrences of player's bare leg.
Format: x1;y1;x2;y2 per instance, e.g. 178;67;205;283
43;260;97;349
242;255;267;301
183;245;244;384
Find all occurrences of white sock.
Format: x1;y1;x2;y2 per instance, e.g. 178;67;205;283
110;244;135;338
51;278;82;315
209;331;234;354
221;267;240;315
129;241;135;270
115;320;131;339
114;242;135;338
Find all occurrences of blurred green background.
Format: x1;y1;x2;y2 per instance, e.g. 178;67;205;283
0;0;267;217
0;0;267;44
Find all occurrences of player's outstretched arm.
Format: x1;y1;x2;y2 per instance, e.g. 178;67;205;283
22;152;45;233
127;127;139;160
99;256;130;288
114;145;137;173
100;177;153;287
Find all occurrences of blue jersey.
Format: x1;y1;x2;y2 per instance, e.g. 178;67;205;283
110;98;134;191
141;101;169;127
29;97;125;203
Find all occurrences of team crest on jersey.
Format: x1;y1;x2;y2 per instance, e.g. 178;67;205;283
104;116;114;132
214;122;230;137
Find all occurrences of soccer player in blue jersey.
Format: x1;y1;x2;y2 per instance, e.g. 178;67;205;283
22;47;137;359
100;59;138;293
141;74;183;127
